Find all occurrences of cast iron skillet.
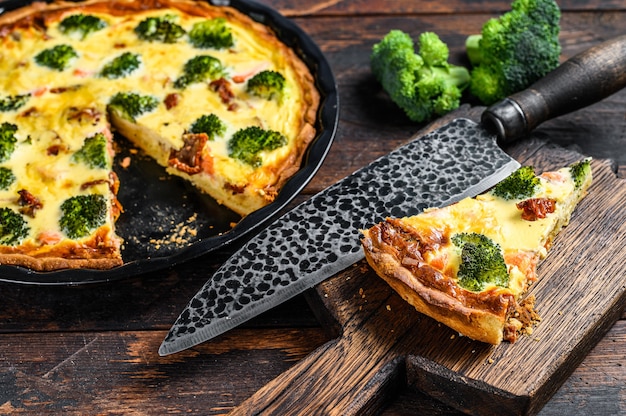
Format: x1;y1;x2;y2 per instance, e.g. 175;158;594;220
0;0;339;285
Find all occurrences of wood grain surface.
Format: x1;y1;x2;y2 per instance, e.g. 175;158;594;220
0;1;624;415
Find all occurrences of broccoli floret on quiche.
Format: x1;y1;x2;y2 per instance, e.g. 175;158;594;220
0;122;18;163
188;18;234;49
58;14;108;40
174;55;224;89
100;52;141;79
59;194;107;239
228;126;287;168
72;133;110;169
134;14;185;43
568;158;592;190
189;114;226;140
108;92;159;122
0;94;30;112
34;44;79;71
0;207;29;245
0;167;16;190
490;166;540;200
452;232;509;292
246;70;286;101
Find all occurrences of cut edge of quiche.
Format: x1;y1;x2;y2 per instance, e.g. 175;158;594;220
361;160;593;345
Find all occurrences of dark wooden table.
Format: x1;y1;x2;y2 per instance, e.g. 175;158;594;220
1;1;624;415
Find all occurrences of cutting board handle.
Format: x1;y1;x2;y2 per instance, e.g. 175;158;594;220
483;34;626;143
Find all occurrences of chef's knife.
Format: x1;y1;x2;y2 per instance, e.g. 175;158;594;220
160;35;626;356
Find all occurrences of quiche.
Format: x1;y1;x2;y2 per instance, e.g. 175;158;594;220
361;161;592;345
0;0;320;271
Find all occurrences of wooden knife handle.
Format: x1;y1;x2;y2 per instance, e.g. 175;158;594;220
482;34;626;143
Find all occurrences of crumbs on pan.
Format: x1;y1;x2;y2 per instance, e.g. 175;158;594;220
118;147;139;169
149;213;200;250
119;156;131;169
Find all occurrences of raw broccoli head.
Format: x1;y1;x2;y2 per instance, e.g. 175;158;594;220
134;14;186;43
466;0;561;104
0;207;29;245
188;18;234;49
108;92;159;122
371;30;426;121
174;55;224;89
0;122;18;163
0;167;16;190
370;30;470;123
100;52;141;79
189;114;226;140
246;70;286;100
568;158;592;189
59;194;107;239
34;44;78;71
72;133;110;169
452;232;509;292
491;166;540;200
418;31;450;67
228;126;287;167
0;94;30;112
58;13;107;39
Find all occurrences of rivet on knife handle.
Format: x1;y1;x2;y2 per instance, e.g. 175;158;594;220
483;34;626;143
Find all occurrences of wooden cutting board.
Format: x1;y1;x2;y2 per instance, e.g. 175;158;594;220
229;109;626;416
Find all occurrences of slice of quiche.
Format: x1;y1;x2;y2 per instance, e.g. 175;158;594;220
361;160;592;345
0;91;123;271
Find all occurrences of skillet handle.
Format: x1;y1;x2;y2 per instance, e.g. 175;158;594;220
482;34;626;144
